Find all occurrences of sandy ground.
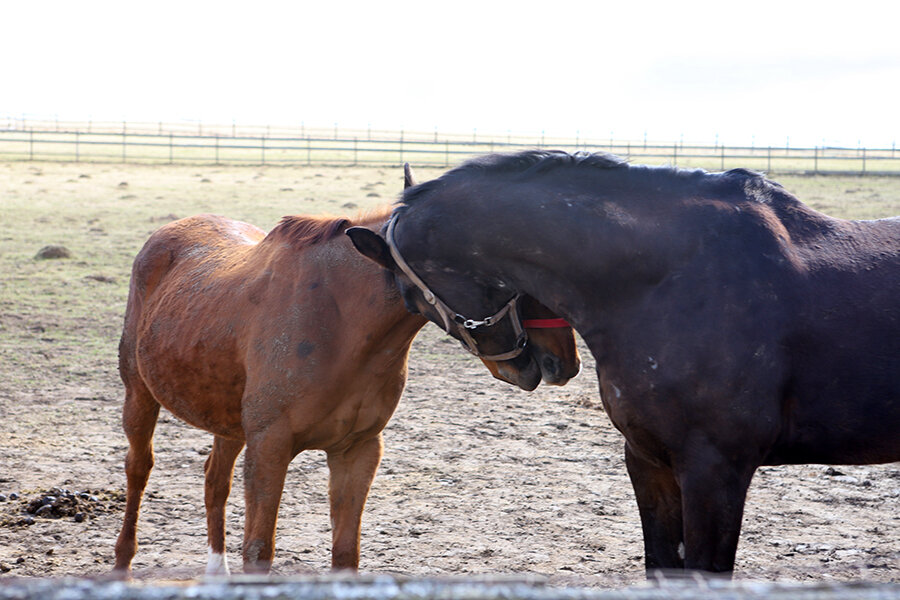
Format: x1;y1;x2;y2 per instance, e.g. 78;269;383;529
0;326;897;585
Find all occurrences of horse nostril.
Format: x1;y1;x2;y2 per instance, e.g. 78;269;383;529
542;355;561;379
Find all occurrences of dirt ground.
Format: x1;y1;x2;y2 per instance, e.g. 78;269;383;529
0;326;897;585
0;162;897;587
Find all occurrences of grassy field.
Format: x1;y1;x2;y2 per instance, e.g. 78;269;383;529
1;161;898;400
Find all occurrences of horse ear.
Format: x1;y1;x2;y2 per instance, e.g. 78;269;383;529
403;163;417;189
346;227;396;270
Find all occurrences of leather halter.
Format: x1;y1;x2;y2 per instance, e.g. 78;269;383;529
384;214;527;361
522;318;570;328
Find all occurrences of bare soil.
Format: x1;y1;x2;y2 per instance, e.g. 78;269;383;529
0;327;897;585
0;162;897;586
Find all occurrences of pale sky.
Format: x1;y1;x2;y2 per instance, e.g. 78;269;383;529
4;0;899;148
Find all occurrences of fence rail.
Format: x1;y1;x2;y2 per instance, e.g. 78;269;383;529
1;118;898;174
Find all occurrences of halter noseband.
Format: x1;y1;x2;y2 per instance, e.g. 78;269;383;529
384;214;527;361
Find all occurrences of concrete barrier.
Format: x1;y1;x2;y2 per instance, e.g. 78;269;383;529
0;576;898;600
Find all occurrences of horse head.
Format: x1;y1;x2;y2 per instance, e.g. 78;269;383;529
476;295;581;387
347;163;580;390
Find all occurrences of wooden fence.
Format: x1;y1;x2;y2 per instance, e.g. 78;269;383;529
1;119;898;174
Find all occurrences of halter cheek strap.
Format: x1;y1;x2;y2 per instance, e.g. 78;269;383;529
384;215;527;361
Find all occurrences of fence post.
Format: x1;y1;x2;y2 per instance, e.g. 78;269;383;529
29;129;33;161
353;137;358;166
307;136;311;166
215;134;220;165
767;147;772;172
261;136;266;165
814;146;818;174
862;147;866;174
673;143;677;165
720;145;725;170
169;133;173;164
122;132;126;163
75;131;80;162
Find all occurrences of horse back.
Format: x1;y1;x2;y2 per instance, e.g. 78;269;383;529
129;214;265;297
118;215;266;429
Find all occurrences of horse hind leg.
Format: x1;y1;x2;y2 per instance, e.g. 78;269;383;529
204;435;244;576
326;434;384;570
113;379;161;576
624;442;686;576
677;443;755;576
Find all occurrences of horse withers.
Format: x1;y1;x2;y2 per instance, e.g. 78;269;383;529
348;150;900;576
113;183;579;576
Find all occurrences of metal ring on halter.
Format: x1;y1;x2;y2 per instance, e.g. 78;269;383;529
384;214;528;361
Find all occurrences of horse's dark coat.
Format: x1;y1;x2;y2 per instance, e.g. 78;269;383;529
356;150;900;575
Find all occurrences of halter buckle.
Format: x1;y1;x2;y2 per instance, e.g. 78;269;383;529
385;214;528;361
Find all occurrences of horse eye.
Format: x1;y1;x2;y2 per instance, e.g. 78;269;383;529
402;289;421;315
403;300;420;315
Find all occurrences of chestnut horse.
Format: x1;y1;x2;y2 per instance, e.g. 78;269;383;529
349;150;900;577
113;179;580;576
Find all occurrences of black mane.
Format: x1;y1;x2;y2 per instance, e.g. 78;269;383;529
401;150;781;208
401;151;625;206
463;149;627;175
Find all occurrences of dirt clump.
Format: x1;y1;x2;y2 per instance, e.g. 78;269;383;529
34;245;71;259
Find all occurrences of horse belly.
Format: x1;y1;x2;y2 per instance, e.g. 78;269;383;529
135;315;247;440
770;358;900;465
769;389;900;465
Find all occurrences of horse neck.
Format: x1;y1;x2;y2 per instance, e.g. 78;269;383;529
314;223;427;351
428;189;682;334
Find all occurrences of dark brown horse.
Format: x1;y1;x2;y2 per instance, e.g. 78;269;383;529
349;150;900;576
113;185;580;575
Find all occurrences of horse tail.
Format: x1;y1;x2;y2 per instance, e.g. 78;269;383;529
118;221;184;385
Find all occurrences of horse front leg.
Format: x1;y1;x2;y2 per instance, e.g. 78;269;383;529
624;442;685;575
241;423;294;574
204;435;244;576
113;383;161;577
676;441;756;576
326;434;384;570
